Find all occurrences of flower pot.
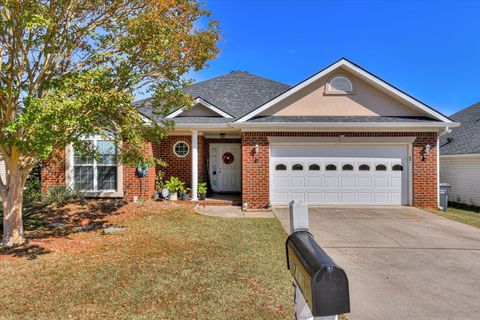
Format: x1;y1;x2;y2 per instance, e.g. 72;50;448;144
199;193;206;200
169;192;178;201
182;193;190;201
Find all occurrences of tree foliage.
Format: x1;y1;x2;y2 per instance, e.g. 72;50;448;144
0;0;220;246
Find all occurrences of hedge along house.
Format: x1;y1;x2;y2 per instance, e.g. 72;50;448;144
41;58;458;209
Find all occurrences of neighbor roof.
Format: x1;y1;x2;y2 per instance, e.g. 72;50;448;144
440;102;480;155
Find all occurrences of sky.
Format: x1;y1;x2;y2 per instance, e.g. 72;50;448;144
182;0;480;116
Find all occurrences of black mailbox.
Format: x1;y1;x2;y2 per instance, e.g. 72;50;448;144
286;230;350;317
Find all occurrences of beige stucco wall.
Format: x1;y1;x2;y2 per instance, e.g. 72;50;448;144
179;103;219;117
260;68;424;117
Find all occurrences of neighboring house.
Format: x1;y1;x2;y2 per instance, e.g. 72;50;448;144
41;58;458;209
440;102;480;206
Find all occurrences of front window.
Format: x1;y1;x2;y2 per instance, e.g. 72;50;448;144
74;139;117;192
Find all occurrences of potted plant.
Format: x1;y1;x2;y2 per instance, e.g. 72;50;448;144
198;182;207;200
181;187;191;201
164;177;184;201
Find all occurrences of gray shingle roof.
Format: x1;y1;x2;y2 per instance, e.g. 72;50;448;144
184;71;290;118
136;71;290;120
440;102;480;155
247;116;440;123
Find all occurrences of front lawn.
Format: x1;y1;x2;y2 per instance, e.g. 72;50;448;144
0;201;293;319
433;202;480;229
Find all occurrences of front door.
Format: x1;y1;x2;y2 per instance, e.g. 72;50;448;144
209;143;241;192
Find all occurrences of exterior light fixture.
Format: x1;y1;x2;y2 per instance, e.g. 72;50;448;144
422;144;432;160
220;133;226;139
254;144;260;163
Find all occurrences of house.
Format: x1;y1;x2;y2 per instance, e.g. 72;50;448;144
440;102;480;206
41;58;458;209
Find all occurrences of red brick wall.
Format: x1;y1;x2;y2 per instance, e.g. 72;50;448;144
412;134;438;208
41;142;157;200
242;131;438;209
153;135;206;187
41;150;66;193
123;142;156;200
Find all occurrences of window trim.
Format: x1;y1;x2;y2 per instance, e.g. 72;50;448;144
325;75;354;95
65;138;123;198
173;141;190;158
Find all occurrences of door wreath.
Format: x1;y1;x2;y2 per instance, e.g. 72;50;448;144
222;152;234;164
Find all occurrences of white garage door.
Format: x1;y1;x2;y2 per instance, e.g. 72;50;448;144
270;145;409;206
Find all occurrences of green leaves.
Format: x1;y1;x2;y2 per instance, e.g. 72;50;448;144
0;0;219;171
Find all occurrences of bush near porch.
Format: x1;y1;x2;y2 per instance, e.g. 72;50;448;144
0;200;293;319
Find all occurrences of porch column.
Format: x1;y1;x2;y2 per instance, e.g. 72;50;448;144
191;129;198;201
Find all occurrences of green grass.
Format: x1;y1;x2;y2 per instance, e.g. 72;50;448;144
433;202;480;229
0;207;293;319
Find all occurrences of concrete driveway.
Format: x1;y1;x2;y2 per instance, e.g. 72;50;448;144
273;206;480;320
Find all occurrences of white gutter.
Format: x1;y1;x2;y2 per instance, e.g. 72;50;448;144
231;121;460;129
438;126;452;137
173;121;460;130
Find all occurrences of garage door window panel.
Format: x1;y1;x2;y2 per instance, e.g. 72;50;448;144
376;164;387;171
308;164;321;171
326;164;337;171
292;164;304;171
342;164;354;171
359;164;370;171
275;164;287;171
392;164;403;171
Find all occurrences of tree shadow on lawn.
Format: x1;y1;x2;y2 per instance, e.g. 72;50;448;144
0;199;128;259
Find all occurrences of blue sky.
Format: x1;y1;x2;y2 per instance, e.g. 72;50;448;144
184;0;480;115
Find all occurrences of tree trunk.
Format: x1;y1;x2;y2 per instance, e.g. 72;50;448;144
1;160;27;247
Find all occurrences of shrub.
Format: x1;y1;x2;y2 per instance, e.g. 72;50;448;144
42;186;82;206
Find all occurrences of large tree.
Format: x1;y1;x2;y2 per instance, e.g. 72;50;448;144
0;0;219;247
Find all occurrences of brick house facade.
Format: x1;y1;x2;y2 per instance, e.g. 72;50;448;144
40;59;458;209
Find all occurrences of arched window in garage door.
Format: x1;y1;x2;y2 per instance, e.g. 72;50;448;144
392;164;403;171
359;164;370;171
342;164;354;171
326;164;337;171
275;164;287;171
292;164;304;171
309;164;320;171
376;164;387;171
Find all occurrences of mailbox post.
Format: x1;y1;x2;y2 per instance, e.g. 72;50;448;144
287;201;350;320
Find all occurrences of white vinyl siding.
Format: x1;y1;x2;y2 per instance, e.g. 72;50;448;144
440;157;480;206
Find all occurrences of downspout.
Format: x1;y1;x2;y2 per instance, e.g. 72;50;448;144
437;127;452;208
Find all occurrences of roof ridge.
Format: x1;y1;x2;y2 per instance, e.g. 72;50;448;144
186;70;290;89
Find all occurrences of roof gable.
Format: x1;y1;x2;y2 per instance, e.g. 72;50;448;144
236;58;453;123
165;98;233;119
258;68;425;118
